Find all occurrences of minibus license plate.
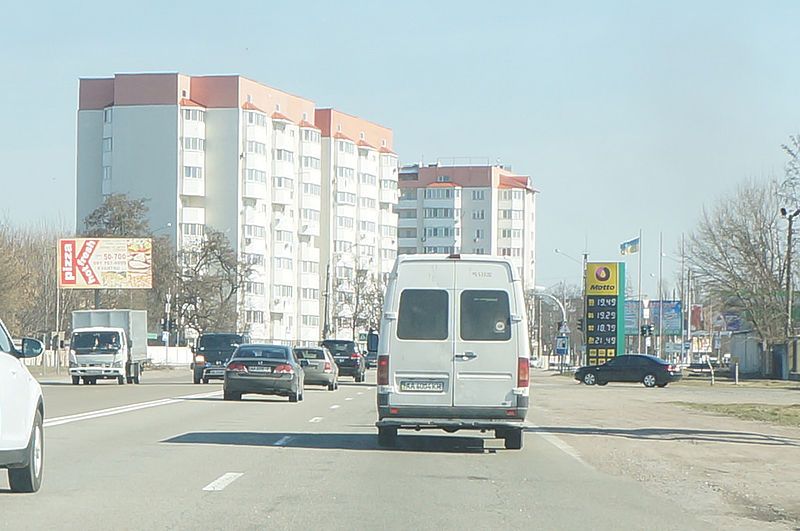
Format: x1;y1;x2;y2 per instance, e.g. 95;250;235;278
400;380;444;392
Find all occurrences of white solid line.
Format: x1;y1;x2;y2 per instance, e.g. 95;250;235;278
309;417;323;423
44;390;222;428
537;431;591;469
202;472;244;491
345;397;353;401
274;436;293;446
329;405;340;410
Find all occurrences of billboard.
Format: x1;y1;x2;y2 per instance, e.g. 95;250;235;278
58;238;152;289
625;300;683;335
584;262;626;365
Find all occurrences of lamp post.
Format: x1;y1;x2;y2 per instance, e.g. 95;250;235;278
781;207;800;375
554;248;589;365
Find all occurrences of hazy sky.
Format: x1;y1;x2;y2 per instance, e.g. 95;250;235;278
2;1;799;297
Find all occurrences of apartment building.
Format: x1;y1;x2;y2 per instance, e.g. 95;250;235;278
76;73;397;343
397;163;536;289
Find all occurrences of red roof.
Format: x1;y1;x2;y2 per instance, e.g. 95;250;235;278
271;111;292;122
378;146;396;155
498;175;532;191
427;182;458;188
334;131;353;141
298;120;319;130
242;101;264;112
180;98;205;108
357;139;376;149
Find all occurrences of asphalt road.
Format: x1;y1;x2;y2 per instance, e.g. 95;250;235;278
0;369;702;530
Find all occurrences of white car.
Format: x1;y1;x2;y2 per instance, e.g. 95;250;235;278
0;318;45;492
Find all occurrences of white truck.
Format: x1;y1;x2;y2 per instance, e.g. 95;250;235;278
68;310;148;385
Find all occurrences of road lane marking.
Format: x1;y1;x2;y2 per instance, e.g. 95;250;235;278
274;436;293;446
309;417;323;423
345;397;353;401
202;472;243;491
330;405;340;410
357;392;364;396
44;391;222;428
536;430;591;469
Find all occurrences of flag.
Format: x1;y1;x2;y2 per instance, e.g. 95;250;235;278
620;237;640;256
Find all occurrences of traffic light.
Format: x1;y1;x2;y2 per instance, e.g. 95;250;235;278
640;324;654;337
161;318;168;332
577;318;584;332
640;325;648;337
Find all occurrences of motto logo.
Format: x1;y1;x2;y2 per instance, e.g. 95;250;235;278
595;266;611;282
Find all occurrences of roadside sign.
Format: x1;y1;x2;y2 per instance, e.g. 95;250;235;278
555;336;569;356
559;322;571;335
161;331;169;342
584;262;626;365
58;238;153;289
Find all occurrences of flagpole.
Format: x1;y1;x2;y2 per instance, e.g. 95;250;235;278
658;231;664;358
637;229;643;353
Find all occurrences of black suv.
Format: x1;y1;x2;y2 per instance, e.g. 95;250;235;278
322;339;366;382
192;333;248;384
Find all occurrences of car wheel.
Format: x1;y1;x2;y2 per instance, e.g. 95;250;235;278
202;378;209;384
133;371;141;384
643;373;657;388
126;376;133;384
8;410;44;493
89;377;98;385
657;383;668;388
327;382;335;391
117;376;125;385
223;390;241;401
71;376;80;385
378;427;397;448
193;372;201;384
289;389;300;402
583;373;597;385
504;428;524;450
597;380;608;386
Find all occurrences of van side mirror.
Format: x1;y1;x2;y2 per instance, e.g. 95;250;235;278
367;332;379;353
21;338;44;358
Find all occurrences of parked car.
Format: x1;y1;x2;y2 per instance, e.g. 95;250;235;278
294;346;338;390
321;339;366;382
574;354;682;387
223;344;305;402
375;254;530;450
0;318;45;492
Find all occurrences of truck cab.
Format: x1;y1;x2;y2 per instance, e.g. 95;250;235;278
69;327;137;385
192;333;248;384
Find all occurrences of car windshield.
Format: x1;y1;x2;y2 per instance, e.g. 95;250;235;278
199;335;243;350
233;346;288;360
294;349;325;360
322;341;356;354
72;332;120;351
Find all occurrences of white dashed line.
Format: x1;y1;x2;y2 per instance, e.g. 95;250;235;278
309;417;323;423
274;436;293;447
202;472;243;491
330;405;340;410
345;397;353;401
357;392;364;396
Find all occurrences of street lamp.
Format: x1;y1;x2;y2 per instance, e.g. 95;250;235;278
781;207;800;374
532;285;567;331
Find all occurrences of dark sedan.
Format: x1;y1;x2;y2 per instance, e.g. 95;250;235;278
223;344;305;401
574;354;682;388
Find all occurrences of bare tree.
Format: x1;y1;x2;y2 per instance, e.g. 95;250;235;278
331;263;384;340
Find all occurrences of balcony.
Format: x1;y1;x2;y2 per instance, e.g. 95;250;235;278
270;297;295;314
300;221;320;237
243;180;267;200
380;189;399;205
272;187;293;205
181;177;205;197
398;218;417;229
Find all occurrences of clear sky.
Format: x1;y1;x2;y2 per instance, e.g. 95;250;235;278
2;0;799;297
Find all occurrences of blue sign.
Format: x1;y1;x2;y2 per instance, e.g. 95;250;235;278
555;336;569;356
625;300;683;336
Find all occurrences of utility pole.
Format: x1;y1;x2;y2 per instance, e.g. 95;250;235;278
686;270;693;366
658;231;664;358
322;263;332;340
782;207;800;375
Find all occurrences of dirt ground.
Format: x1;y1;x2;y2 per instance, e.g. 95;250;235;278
528;370;800;530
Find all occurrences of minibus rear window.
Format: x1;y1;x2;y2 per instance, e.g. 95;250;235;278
460;290;511;341
397;289;448;340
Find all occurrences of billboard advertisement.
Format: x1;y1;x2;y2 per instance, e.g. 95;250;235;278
625;300;683;336
584;262;626;365
58;238;153;289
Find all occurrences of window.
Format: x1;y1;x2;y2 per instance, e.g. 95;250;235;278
472;209;485;220
244;282;265;295
181;223;204;237
360;245;375;257
424;188;454;199
360;197;376;209
301;261;319;274
103;108;112;123
380;224;396;237
183;109;205;122
245;310;264;324
184;166;203;179
474;247;486;255
184;137;205;151
424;208;453;219
273;257;293;269
243;225;265;239
512;248;522;257
245;140;265;154
301;288;320;300
336;265;354;278
273;149;295;163
102;137;113;152
302;156;321;169
302;315;320;326
274;285;293;297
335;166;355;179
359;173;377;186
436;175;451;183
334;240;352;253
399;189;417;200
337;140;355;154
425;227;454;238
397;209;417;219
514;190;524;200
273;176;294;189
244;253;265;266
245;169;266;183
336;192;356;205
301;208;320;221
474;229;485;240
246;111;265;126
499;247;511;256
381;154;395;165
398;247;417;255
399;228;417;238
360;220;376;232
336;216;354;229
302;183;321;196
381;248;397;260
102;166;112;181
472;190;485;200
381;179;398;190
460;290;511;341
397;289;448;340
302;129;320;143
274;230;293;243
501;209;523;220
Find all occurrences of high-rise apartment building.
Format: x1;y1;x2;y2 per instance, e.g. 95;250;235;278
76;73;397;343
397;163;536;289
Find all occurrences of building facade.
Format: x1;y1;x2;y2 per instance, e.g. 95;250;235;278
397;164;536;289
76;73;397;343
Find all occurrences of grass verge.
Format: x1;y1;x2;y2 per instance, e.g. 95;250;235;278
674;402;800;428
